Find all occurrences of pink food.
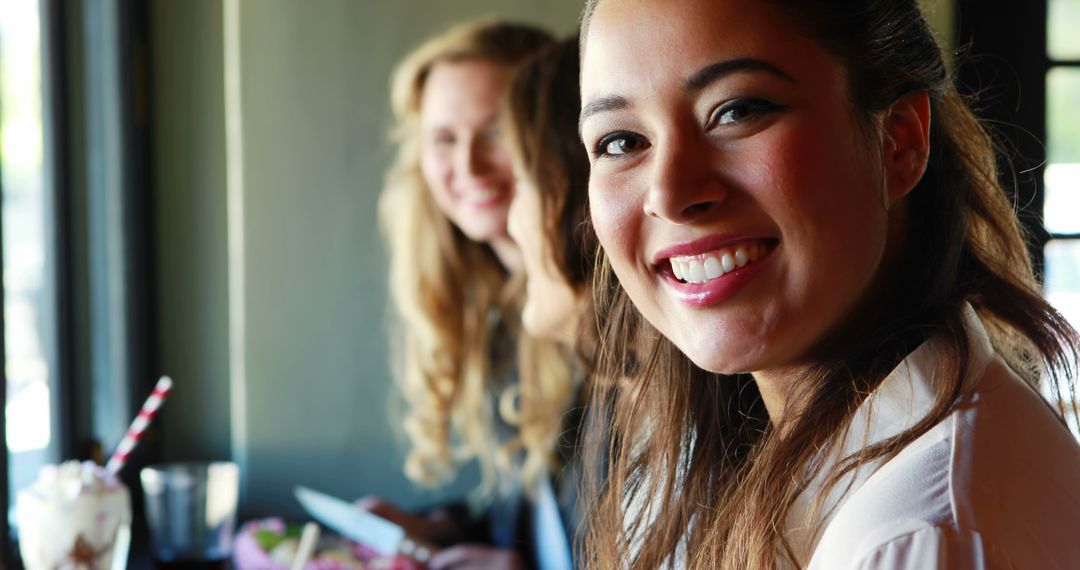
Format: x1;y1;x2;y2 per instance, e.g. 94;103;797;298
233;518;425;570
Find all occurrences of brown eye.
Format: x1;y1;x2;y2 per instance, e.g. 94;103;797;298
597;132;649;157
708;98;783;128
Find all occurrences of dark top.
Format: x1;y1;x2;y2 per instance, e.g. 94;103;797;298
438;382;588;570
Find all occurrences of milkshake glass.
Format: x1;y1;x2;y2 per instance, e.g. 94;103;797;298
15;461;132;570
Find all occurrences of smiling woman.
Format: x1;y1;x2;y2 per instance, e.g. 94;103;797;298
578;0;1080;568
374;19;575;570
378;20;552;496
582;1;923;412
417;58;517;252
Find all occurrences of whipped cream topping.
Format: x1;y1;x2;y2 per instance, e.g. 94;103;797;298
28;460;123;501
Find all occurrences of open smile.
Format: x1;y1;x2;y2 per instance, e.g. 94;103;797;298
653;237;778;307
458;186;508;207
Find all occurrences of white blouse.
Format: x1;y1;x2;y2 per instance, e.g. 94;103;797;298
786;305;1080;569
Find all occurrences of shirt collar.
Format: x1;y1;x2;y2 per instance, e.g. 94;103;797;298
850;303;994;450
784;303;995;565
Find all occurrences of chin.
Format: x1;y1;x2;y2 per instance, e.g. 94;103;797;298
457;221;504;243
522;319;557;343
522;307;543;337
675;335;770;376
687;355;751;375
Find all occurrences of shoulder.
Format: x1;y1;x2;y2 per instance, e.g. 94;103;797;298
810;356;1080;569
839;525;1010;570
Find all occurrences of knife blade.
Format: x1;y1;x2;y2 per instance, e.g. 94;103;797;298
294;486;437;563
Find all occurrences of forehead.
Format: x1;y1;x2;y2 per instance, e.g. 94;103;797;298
582;0;819;99
420;59;510;123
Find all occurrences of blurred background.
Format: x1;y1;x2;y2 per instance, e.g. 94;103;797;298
0;0;1076;564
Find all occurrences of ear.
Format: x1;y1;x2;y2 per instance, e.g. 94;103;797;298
882;90;931;205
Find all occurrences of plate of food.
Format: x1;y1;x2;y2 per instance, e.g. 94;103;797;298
233;518;424;570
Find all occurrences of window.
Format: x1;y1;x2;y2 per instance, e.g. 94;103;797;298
0;0;60;550
957;1;1079;387
1044;0;1080;344
0;0;156;561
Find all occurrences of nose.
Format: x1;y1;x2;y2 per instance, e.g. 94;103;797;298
455;135;494;178
643;130;727;224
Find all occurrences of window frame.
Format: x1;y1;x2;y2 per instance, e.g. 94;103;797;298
2;0;158;563
955;0;1080;422
0;0;65;563
956;0;1050;269
1043;15;1080;307
957;0;1079;272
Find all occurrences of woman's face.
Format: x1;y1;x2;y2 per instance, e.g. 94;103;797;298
581;0;900;375
419;59;516;244
507;174;581;343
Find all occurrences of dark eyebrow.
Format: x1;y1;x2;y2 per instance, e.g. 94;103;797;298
683;58;795;92
578;94;630;138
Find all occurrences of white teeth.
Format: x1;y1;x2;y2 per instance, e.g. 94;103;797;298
668;241;770;284
720;252;735;273
687;259;706;283
734;248;749;267
703;256;723;280
469;188;498;202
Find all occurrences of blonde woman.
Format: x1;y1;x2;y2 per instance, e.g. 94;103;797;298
577;0;1080;568
372;19;574;570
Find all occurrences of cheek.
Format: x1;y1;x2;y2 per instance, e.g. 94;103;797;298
769;125;891;309
506;198;522;236
419;148;451;195
488;147;515;182
519;220;544;270
766;122;885;242
590;176;642;264
510;189;539;251
536;268;569;302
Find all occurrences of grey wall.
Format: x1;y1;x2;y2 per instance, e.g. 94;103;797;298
154;0;232;465
153;0;583;519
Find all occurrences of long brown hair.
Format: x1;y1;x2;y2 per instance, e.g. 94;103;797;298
378;20;553;501
504;37;598;349
501;36;599;490
505;37;595;293
579;1;1079;568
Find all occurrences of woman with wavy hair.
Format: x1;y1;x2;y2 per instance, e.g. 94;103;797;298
374;19;572;569
577;0;1080;568
505;36;594;350
503;35;597;569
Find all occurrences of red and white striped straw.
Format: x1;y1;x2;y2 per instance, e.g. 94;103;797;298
105;375;173;475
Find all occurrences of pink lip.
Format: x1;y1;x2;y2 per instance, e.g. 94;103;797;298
652;237;778;308
467;195;506;208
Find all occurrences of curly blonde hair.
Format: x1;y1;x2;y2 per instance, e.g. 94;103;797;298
378;19;566;502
